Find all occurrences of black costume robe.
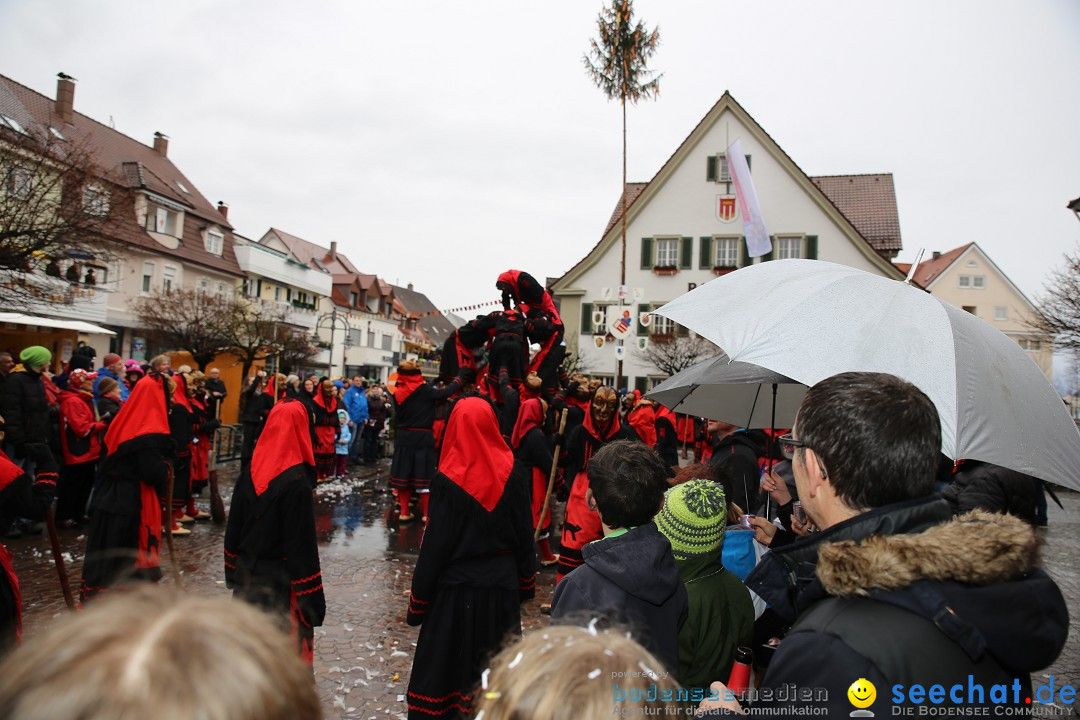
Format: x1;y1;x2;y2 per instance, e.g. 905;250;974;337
406;398;536;720
0;448;56;650
80;373;174;602
389;370;462;493
225;399;325;664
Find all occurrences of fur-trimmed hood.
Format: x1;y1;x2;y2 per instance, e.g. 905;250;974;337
816;509;1039;596
747;497;1068;675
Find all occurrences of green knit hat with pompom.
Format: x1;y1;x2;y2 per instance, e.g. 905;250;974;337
655;479;727;560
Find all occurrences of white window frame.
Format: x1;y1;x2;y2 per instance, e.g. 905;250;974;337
7;166;32;200
594;302;613;335
655;237;679;267
216;282;227;298
83;183;110;217
776;235;804;260
381;333;393;351
714;236;740;268
204;230;224;256
141;261;156;294
1019;338;1041;351
147;203;180;237
162;265;178;293
993;306;1007;322
959;274;985;289
652;314;675;337
199;278;210;294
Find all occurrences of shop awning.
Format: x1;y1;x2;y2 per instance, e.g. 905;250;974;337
0;312;116;336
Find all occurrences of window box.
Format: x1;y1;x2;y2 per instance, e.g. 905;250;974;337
650;333;675;344
712;265;737;276
653;265;678;275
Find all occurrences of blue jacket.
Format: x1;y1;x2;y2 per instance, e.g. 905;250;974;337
335;422;352;454
93;366;129;402
343;385;369;423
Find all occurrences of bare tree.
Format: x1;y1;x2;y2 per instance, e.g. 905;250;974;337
219;301;289;383
131;288;234;370
1;124;130;308
1032;246;1080;354
634;334;720;377
277;326;319;374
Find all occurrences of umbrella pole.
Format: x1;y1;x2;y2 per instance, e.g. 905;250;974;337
766;383;778;520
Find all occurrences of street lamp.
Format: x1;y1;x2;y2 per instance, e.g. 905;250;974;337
313;307;352;378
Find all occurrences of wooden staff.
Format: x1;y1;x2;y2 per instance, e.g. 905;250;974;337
164;464;184;590
44;506;75;610
535;409;568;542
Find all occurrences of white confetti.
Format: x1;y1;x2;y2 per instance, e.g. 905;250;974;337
603;649;615;657
587;617;599;636
588;668;602;680
475;712;485;720
507;651;523;669
638;661;657;680
481;668;491;690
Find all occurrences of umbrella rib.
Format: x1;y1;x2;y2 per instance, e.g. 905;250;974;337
746;384;762;428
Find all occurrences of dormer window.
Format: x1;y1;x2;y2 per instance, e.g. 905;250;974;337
176;180;191;194
0;115;28;135
204;229;224;256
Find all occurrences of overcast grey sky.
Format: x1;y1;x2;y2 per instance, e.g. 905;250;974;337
2;0;1078;310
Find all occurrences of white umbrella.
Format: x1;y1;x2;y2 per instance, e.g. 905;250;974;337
654;259;1080;491
646;353;807;428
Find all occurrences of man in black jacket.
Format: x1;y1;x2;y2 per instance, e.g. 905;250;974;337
700;372;1068;717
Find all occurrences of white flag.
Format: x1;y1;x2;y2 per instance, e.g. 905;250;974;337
726;139;771;258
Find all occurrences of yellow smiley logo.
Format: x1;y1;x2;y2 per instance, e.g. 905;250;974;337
848;678;876;708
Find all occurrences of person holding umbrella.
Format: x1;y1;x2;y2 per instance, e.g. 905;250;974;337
699;372;1068;716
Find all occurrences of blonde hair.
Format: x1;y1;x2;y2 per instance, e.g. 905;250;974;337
149;354;171;370
0;586;321;720
471;625;685;720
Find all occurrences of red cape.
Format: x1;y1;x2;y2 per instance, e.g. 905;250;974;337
103;373;171;457
394;368;424;405
439;397;514;512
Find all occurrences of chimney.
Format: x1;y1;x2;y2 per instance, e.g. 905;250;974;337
329;241;338;259
55;73;76;124
153;131;169;157
217;201;229;220
407;283;413;291
932;251;941;260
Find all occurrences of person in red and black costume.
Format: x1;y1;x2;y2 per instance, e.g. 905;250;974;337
626;391;657;448
0;444;56;650
653;403;680;473
166;373;196;535
225;399;325;666
556;386;639;582
80;372;175;603
389;360;469;523
496;269;566;391
405;397;535;720
56;369;106;528
186;372;218;521
511;397;559;566
311;379;339;481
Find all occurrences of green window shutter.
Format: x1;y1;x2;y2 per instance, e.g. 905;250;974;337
680;237;693;269
581;302;593;334
637;304;650;336
699;236;713;269
706;155;717;182
634;376;649;393
737;238;749;268
676;322;689;337
640;237;654;270
746;155;752;171
806;235;818;260
762;236;775;262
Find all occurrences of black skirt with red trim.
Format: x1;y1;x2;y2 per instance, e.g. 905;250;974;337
406;584;520;720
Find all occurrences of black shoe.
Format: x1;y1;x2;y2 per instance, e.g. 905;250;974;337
17;519;43;536
2;522;22;540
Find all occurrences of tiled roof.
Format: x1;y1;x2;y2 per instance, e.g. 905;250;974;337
908;244;973;288
810;174;902;253
268;228;358;274
0;73;242;277
602;183;649;237
391;284;457;347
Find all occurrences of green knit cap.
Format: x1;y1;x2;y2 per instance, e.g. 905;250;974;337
19;345;52;369
655;479;727;560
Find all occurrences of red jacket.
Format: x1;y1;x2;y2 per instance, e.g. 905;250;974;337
58;390;105;465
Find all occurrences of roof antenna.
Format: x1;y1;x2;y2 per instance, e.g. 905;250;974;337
903;248;925;285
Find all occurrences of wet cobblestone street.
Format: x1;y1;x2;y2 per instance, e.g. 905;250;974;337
6;461;1078;719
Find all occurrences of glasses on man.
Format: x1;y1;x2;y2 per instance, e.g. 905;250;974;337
778;432;809;460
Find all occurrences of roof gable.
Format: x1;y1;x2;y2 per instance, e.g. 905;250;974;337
917;243;1036;311
554;92;903;289
264;228;358;274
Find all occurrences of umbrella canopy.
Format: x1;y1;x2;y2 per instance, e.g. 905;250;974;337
647;353;807;428
655;259;1080;491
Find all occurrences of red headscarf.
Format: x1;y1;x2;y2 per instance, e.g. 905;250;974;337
104;373;171;457
438;398;514;512
654;404;676;427
171;374;192;412
394;368;424;405
511;398;544;450
312;383;337;413
251;400;315;496
0;451;23;493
